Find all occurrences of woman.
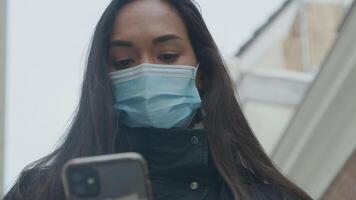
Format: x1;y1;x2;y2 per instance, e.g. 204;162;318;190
4;0;312;199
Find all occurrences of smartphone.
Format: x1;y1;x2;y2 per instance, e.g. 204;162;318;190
62;152;153;200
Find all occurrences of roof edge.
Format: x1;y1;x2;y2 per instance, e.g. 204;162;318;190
235;0;294;57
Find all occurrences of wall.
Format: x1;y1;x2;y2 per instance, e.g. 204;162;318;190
236;69;314;154
322;151;356;200
0;0;7;196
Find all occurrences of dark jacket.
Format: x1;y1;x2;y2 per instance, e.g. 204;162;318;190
115;121;301;200
3;114;300;200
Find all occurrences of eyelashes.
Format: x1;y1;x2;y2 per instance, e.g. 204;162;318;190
158;53;180;63
111;53;181;70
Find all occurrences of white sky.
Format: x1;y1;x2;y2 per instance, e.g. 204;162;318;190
3;0;285;191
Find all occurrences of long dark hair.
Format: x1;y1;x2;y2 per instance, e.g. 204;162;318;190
4;0;312;199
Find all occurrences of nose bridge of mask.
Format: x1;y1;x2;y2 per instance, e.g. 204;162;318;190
110;63;199;83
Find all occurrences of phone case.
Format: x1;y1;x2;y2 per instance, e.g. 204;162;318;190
62;152;153;200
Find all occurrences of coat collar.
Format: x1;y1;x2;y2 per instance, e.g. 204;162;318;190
115;120;264;187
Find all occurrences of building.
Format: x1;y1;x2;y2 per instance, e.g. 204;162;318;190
236;0;349;72
272;2;356;197
233;0;356;198
232;0;351;153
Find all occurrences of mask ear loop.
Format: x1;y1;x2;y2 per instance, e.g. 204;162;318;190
194;63;200;79
194;62;206;119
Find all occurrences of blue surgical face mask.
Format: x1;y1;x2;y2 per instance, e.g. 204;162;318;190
109;63;202;128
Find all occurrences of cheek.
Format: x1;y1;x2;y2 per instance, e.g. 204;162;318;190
180;45;198;65
106;65;116;73
106;56;116;72
189;50;198;64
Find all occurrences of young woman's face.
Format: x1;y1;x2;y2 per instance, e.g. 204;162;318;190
107;0;203;89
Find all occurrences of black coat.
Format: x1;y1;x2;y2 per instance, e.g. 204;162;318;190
115;123;301;200
3;124;300;200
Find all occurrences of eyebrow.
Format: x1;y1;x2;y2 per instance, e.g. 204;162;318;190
152;34;183;44
109;40;133;48
109;34;183;49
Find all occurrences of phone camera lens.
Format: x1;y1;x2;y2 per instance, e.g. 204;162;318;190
70;171;83;183
68;167;101;198
87;177;96;185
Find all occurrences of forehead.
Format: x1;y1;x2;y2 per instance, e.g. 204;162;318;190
111;0;189;40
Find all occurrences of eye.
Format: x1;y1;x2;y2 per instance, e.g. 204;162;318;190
111;58;135;70
158;53;180;63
